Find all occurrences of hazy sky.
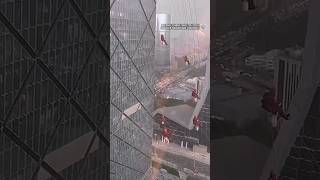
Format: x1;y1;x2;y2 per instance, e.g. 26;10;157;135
156;0;210;55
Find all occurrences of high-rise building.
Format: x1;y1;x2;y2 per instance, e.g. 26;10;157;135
0;0;109;180
110;0;156;179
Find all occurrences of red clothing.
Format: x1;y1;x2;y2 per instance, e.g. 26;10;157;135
193;116;201;127
162;128;171;137
160;35;168;45
192;90;200;99
261;92;282;114
261;91;289;120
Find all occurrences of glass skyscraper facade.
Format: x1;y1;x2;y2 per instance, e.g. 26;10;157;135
280;87;320;179
110;0;155;179
0;0;109;179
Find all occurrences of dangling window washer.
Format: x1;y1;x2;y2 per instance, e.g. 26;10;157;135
268;171;278;180
261;90;290;120
162;128;171;143
193;116;201;131
184;56;190;65
192;89;200;100
160;34;168;46
160;115;167;125
242;0;256;11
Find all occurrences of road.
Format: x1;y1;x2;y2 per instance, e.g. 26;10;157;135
153;146;210;176
155;59;207;94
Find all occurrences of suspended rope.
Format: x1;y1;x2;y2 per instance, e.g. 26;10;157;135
192;0;201;59
187;0;197;64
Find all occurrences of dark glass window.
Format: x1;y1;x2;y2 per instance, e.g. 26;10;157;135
37;26;43;50
14;1;22;29
29;0;36;26
22;0;29;28
13;62;20;90
37;0;43;24
35;83;41;109
6;2;13;22
0;95;4;121
63;20;68;45
3;150;10;178
6;64;13;92
56;21;62;47
26;113;33;139
29;27;35;48
5;35;12;65
43;0;50;23
27;86;34;112
0;66;4;94
41;80;48;106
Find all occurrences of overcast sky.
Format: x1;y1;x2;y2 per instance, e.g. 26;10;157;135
156;0;210;55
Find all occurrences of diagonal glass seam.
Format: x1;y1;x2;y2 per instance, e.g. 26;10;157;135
68;0;111;60
112;112;124;135
128;72;140;94
111;88;121;106
140;45;155;87
1;126;65;180
95;8;111;39
109;65;155;121
147;7;157;35
29;100;71;180
0;10;68;180
69;0;114;65
110;40;120;62
74;132;98;180
30;16;109;171
72;42;97;92
93;101;109;127
96;57;155;125
36;58;110;147
0;11;37;58
140;44;156;92
36;0;68;56
111;101;151;139
130;19;151;62
2;61;36;126
110;27;154;95
110;0;118;9
110;159;145;175
67;0;97;39
111;133;151;159
130;6;156;60
138;42;155;73
136;48;153;86
109;43;121;102
72;13;110;93
139;0;155;38
0;2;110;178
